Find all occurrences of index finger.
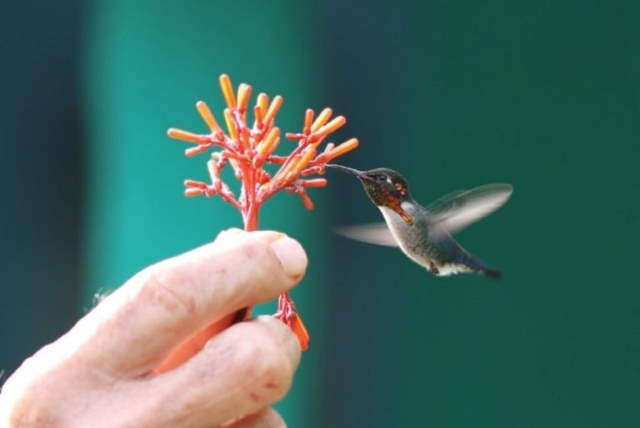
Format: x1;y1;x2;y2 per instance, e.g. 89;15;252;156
63;229;307;375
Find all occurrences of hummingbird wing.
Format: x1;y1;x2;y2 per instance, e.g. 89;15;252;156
427;183;513;236
335;223;398;247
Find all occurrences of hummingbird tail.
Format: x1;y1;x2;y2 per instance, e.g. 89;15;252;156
458;251;502;280
481;267;502;280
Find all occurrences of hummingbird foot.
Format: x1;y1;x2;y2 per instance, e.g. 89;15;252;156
274;292;310;350
429;262;440;275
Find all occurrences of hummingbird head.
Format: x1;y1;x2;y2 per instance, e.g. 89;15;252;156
326;164;414;224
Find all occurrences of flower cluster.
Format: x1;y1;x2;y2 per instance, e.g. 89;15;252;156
168;74;359;350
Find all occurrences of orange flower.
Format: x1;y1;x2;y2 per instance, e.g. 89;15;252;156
167;74;360;352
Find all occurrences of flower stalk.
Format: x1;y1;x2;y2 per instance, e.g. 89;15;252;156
167;74;358;353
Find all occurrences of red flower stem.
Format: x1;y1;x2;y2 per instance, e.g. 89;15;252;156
242;190;260;231
233;170;259;328
235;154;307;350
279;137;310;172
267;155;288;163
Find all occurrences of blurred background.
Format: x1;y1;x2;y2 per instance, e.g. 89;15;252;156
2;1;639;426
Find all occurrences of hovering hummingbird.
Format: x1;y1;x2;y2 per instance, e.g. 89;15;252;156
326;164;513;279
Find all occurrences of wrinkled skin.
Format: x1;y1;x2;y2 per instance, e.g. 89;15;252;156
0;229;307;428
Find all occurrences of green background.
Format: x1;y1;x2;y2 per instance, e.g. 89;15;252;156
2;1;639;427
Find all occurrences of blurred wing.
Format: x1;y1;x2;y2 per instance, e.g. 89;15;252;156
427;183;513;235
335;223;398;247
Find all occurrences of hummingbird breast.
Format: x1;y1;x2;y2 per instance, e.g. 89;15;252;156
379;202;474;276
378;203;436;269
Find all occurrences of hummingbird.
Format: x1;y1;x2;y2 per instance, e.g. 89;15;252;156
326;164;513;279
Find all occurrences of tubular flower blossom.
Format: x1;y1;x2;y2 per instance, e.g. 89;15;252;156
168;74;359;351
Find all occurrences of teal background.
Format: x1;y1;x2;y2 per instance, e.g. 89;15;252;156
2;1;639;427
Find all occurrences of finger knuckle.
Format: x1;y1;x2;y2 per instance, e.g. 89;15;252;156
135;265;198;317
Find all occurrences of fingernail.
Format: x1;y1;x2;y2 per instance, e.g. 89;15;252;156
270;235;307;281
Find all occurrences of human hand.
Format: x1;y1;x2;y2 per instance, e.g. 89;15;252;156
0;229;307;427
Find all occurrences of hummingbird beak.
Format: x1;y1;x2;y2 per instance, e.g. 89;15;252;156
325;164;374;181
